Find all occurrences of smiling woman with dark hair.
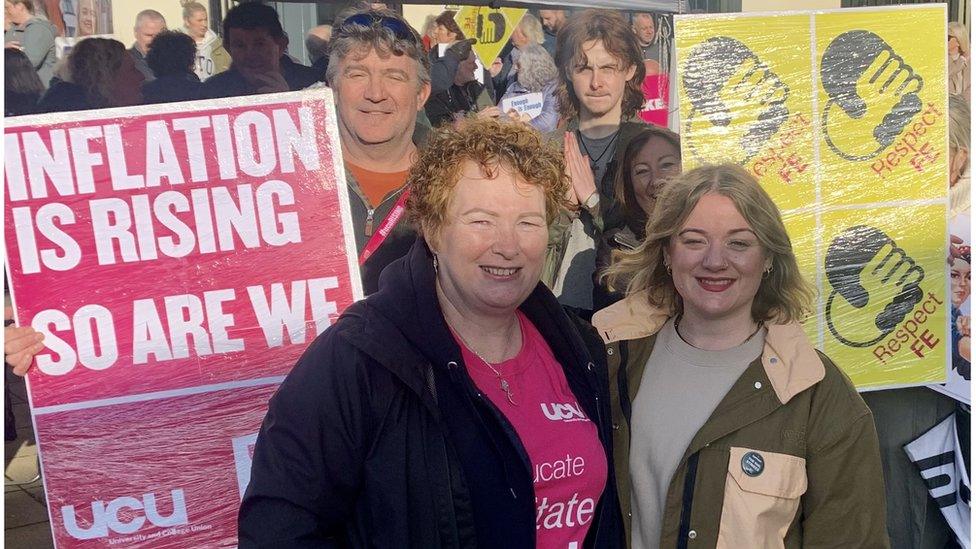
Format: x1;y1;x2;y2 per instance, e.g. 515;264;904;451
593;126;681;310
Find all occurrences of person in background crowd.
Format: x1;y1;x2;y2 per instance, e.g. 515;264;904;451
597;163;888;548
512;12;546;52
496;43;560;133
202;2;316;99
594;126;680;310
239;117;623;548
430;9;464;52
128;9;166;82
429;11;477;96
305;24;332;82
37;37;144;112
948;21;970;104
425;38;493;126
544;9;646;318
181;1;229;82
325;9;431;294
5;47;45;116
632;13;662;74
539;9;567;57
142;30;204;105
951;247;971;380
4;0;56;88
949;94;970;217
490;13;547;101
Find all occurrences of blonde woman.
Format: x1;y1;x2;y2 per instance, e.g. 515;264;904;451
596;164;888;548
948;21;970;103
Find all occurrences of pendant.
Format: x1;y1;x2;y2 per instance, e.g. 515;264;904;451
499;379;516;406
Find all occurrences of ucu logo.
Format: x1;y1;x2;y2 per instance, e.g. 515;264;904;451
540;402;586;422
61;489;188;540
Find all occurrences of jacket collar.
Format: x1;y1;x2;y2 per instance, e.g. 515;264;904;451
593;292;825;405
350;238;595;392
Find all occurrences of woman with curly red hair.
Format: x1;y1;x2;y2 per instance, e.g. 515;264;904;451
239;117;623;548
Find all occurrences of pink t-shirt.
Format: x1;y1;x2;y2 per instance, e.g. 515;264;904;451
455;312;608;549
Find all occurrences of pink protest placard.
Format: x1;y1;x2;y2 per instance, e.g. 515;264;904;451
4;89;361;547
640;73;670;127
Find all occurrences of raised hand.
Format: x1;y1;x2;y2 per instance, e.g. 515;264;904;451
564;132;598;208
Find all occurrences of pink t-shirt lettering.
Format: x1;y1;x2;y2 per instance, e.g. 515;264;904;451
455;312;608;549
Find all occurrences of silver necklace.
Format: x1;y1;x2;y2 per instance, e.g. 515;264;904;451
452;318;521;406
576;128;620;166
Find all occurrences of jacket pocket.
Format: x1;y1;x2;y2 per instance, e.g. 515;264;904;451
716;447;807;549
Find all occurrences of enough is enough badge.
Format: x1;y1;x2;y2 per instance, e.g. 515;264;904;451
741;451;765;476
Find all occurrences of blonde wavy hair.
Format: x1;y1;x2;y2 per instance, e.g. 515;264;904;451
603;163;815;323
407;117;569;241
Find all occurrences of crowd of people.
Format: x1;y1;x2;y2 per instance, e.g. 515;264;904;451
3;1;973;548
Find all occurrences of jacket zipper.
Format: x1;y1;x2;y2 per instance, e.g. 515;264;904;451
447;361;529;500
676;451;701;549
350;179;404;238
364;208;375;236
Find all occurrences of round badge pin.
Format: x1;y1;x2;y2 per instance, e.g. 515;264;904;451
741;451;765;477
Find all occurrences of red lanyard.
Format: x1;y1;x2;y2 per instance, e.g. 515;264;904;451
359;190;410;266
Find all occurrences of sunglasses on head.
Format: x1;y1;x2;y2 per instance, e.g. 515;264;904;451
342;12;416;42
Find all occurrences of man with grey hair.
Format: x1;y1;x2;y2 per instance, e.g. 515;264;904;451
129;9;166;82
632;13;661;69
305;24;332;81
317;9;431;295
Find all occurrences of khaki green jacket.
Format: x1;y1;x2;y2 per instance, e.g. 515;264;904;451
592;292;890;549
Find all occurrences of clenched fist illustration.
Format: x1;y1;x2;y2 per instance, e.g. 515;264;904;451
683;37;789;165
821;30;923;161
825;225;925;348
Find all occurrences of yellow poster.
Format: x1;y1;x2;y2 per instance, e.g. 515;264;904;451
676;6;950;390
676;15;815;211
454;7;527;68
817;8;947;206
820;206;948;388
784;210;820;344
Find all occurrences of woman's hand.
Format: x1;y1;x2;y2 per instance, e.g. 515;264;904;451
506;109;532;124
5;307;43;377
477;105;502;119
564;131;598;206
